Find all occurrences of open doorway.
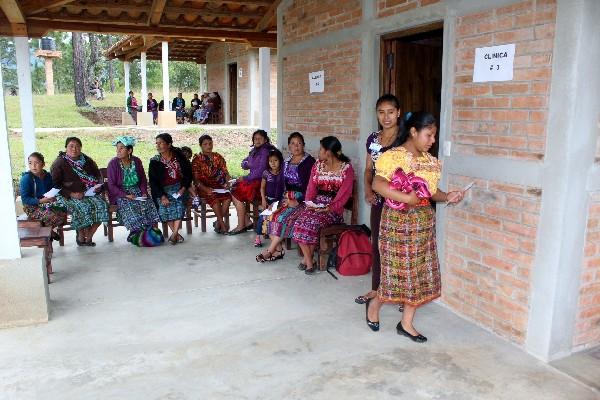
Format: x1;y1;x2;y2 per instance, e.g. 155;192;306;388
228;63;238;124
380;22;443;156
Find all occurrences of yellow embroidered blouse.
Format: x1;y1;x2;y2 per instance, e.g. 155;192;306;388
375;146;442;194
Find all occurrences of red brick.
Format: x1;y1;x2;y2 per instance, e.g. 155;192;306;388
491;110;529;122
494;27;534;43
475;98;510;108
490;135;528;149
511;96;547;109
491;82;529;95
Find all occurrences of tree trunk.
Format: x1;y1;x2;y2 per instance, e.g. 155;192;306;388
107;35;115;93
88;33;99;86
72;32;87;106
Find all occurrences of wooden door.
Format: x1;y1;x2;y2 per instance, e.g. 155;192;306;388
228;63;238;124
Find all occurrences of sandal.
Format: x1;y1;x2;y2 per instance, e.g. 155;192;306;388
267;249;285;261
256;251;272;263
297;263;307;271
227;228;246;235
177;234;184;243
168;236;177;245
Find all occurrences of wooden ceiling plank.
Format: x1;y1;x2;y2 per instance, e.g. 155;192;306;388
22;0;76;15
203;0;272;5
0;0;25;23
164;6;263;19
255;0;280;32
148;0;167;25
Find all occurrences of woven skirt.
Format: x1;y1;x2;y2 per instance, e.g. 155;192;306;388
268;203;305;238
23;203;67;228
378;205;441;306
116;187;160;232
157;183;187;222
58;194;109;231
292;209;342;246
231;179;261;202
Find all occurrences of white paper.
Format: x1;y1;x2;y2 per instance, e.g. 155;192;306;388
309;70;324;93
305;200;326;208
212;188;229;194
260;209;273;216
171;192;181;199
462;182;475;192
43;188;60;198
135;197;147;201
473;43;515;82
260;201;279;216
84;184;103;197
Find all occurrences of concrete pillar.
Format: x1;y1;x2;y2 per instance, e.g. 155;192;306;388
124;61;130;112
526;0;600;361
43;58;55;96
249;51;259;126
14;37;35;170
258;47;270;132
162;41;170;111
199;64;206;94
0;66;21;260
141;52;147;112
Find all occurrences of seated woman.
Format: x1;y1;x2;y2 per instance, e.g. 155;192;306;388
228;129;272;235
107;136;162;246
292;136;354;274
51;136;109;246
192;134;232;234
147;93;159;125
127;91;139;123
20;152;67;240
256;132;315;262
149;133;194;245
172;93;186;124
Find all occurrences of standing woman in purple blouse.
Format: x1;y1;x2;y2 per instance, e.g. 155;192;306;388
228;129;273;235
256;132;315;262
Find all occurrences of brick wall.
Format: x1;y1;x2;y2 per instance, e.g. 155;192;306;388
283;40;361;139
282;0;361;45
573;192;600;349
444;175;541;343
377;0;441;18
452;0;556;161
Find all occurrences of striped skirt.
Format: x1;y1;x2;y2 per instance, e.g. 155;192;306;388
292;209;342;245
23;203;67;228
116;187;160;232
157;183;187;222
268;203;305;238
58;194;109;231
378;205;441;306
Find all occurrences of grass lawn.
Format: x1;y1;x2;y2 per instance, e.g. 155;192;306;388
9;127;276;182
5;92;205;129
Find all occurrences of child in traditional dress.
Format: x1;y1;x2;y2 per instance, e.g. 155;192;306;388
254;149;284;247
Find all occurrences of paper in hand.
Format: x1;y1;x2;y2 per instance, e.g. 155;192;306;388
305;200;326;208
212;188;229;194
171;192;181;199
135;197;147;201
43;188;60;198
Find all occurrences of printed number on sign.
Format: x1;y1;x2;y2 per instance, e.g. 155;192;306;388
489;64;500;71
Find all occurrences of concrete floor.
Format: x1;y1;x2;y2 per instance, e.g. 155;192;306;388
0;228;598;400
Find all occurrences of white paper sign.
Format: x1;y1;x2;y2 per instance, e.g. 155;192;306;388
43;188;60;198
473;43;515;82
309;70;324;93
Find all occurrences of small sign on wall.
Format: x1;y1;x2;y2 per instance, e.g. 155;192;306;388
309;70;324;93
238;68;243;78
473;43;515;83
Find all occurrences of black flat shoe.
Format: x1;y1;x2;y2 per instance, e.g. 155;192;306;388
76;237;86;246
365;299;379;332
396;322;427;343
305;266;317;275
355;295;370;305
297;263;307;271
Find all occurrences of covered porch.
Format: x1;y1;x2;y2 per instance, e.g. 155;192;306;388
0;227;597;398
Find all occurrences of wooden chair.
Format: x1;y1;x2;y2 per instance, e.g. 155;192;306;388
18;220;53;283
315;180;359;270
161;198;193;239
99;168;123;242
244;198;261;229
191;198;231;233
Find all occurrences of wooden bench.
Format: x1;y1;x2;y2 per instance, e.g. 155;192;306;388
192;199;231;232
18;221;53;283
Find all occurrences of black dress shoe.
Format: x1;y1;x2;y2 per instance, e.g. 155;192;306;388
365;299;379;332
396;322;427;343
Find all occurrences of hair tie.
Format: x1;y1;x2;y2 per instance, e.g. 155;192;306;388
404;112;412;122
336;150;342;155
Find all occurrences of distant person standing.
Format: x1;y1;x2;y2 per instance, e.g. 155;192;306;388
172;93;186;124
147;93;159;125
127;91;139;123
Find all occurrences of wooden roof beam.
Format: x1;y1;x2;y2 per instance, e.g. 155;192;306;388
148;0;167;26
0;0;27;35
205;0;272;5
255;0;279;32
164;7;263;19
20;0;75;15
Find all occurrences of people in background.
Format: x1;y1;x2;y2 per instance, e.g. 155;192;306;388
147;93;159;125
51;137;109;246
254;149;285;247
149;133;194;245
192;134;232;234
366;111;464;343
256;132;315;263
355;94;403;306
189;93;201;121
127;91;139;123
172;93;186;124
20;152;67;240
228;129;273;235
107;136;161;246
180;146;193;161
291;136;354;274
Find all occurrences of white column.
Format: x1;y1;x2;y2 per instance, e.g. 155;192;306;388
199;64;206;94
162;41;170;111
249;51;259;126
0;66;21;259
140;52;147;112
258;47;271;132
124;61;130;112
14;37;35;170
